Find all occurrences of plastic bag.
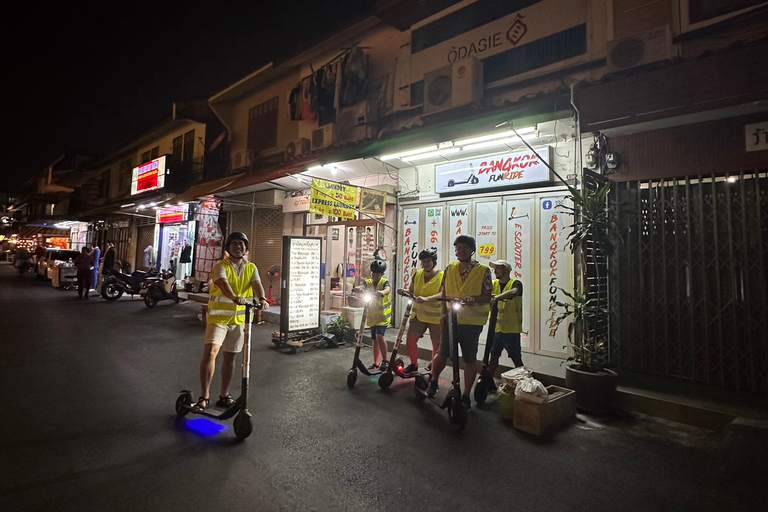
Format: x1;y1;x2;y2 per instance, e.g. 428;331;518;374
501;366;533;388
515;376;549;404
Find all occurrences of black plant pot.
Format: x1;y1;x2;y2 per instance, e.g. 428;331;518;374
564;366;618;416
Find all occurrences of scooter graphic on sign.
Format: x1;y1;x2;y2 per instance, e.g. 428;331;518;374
447;163;480;188
507;206;530;221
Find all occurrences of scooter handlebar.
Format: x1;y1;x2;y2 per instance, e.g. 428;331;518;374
436;296;467;307
245;300;264;310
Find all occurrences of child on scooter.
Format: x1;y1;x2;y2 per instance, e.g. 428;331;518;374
355;259;391;371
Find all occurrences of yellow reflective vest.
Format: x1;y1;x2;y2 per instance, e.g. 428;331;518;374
411;269;443;324
444;260;490;326
365;278;391;326
207;258;256;325
493;279;522;334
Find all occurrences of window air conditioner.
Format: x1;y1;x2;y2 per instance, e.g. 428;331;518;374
606;25;673;73
423;57;483;115
285;138;311;159
335;101;378;143
232;150;246;169
311;124;334;151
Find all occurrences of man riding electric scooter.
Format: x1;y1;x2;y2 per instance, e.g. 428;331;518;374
396;248;443;376
424;235;492;410
192;232;268;413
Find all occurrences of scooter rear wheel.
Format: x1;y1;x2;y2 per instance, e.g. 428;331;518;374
144;296;158;308
233;411;253;439
175;391;193;417
347;369;358;388
447;396;468;432
414;375;428;401
378;372;394;390
474;379;489;406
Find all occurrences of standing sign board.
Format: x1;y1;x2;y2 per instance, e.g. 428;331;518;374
281;236;322;334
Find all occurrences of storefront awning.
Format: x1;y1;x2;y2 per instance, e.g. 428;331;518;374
169;173;245;204
19;226;71;239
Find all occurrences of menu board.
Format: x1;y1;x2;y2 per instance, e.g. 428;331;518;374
281;236;322;333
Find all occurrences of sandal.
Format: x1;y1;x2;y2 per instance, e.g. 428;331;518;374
192;397;209;413
216;395;235;408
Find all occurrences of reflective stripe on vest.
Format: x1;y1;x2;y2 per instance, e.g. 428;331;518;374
493;279;522;333
207;259;255;325
444;261;490;326
412;269;443;324
365;278;391;326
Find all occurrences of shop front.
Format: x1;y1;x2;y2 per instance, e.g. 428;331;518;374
153;204;196;280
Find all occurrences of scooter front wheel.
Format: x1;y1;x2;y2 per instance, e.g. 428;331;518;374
175;391;193;417
378;371;394;390
347;369;358;388
144;296;158;308
474;379;489;406
447;396;468;432
233;411;253;439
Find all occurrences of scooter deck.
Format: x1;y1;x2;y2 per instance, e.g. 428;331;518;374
179;402;243;421
414;375;458;409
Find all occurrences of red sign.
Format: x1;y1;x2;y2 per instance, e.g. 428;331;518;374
131;156;167;196
157;205;186;223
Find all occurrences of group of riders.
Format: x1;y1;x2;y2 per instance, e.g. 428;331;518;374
191;231;523;413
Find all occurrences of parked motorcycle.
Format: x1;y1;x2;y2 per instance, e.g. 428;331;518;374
101;268;157;301
141;269;179;308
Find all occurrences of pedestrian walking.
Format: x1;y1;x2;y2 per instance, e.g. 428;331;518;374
74;247;94;299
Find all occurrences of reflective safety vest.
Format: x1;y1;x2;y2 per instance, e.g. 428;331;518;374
207;259;256;325
493;279;523;334
411;269;443;324
444;261;490;326
365;278;391;327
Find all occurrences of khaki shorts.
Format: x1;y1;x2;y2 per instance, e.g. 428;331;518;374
407;317;442;341
205;323;245;353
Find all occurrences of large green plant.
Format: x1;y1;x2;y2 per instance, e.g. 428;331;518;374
555;182;618;373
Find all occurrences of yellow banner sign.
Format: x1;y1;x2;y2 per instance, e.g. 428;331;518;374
309;178;358;220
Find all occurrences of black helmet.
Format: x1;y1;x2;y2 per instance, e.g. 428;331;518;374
418;248;438;263
226;231;249;250
370;259;387;273
453;235;476;252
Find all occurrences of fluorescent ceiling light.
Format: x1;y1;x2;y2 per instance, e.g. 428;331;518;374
403;147;462;162
380;145;438;161
307;165;323;172
454;126;535;146
461;133;538;152
121;203;135;208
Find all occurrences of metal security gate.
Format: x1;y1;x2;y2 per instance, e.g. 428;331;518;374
227;208;283;301
610;171;768;394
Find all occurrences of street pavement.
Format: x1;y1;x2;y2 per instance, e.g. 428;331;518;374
1;261;766;512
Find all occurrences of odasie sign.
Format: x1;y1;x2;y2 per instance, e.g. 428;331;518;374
434;148;550;194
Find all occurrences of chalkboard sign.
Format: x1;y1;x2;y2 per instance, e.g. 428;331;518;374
280;236;322;334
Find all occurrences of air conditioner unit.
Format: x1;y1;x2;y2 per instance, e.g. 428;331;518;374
606;25;673;73
311;124;334;151
232;150;246;169
285;138;311;159
423;57;483;115
335;101;378;143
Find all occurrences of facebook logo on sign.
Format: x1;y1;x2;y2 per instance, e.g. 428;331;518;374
542;200;553;210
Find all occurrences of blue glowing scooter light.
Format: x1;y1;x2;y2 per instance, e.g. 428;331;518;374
185;418;227;436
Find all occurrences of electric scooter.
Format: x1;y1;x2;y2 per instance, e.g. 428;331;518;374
378;291;416;390
413;296;469;432
175;300;263;439
473;299;502;406
347;292;387;388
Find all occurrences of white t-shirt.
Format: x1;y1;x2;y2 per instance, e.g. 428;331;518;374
211;257;261;284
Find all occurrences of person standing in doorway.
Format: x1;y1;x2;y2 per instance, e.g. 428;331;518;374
193;232;268;412
74;247;94;299
486;260;524;393
424;235;492;410
397;248;442;376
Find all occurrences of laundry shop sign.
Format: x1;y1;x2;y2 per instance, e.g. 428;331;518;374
434;148;550;194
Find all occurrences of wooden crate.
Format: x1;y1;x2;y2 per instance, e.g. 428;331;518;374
513;385;577;436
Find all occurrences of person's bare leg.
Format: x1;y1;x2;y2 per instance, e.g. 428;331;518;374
428;324;441;370
376;334;388;364
488;355;500;379
199;343;221;399
462;360;478;397
220;350;237;399
431;354;447;380
406;334;419;366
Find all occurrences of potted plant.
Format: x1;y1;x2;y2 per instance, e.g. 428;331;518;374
326;314;352;346
555;181;620;416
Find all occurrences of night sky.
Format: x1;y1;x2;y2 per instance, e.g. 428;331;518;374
0;1;379;192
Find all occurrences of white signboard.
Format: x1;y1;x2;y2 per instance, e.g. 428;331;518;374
283;191;310;212
410;0;588;80
131;155;167;195
746;122;768;152
401;208;420;291
284;237;321;332
424;206;443;265
435;148;550;194
474;201;498;262
505;198;532;350
539;195;570;354
449;204;469;245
